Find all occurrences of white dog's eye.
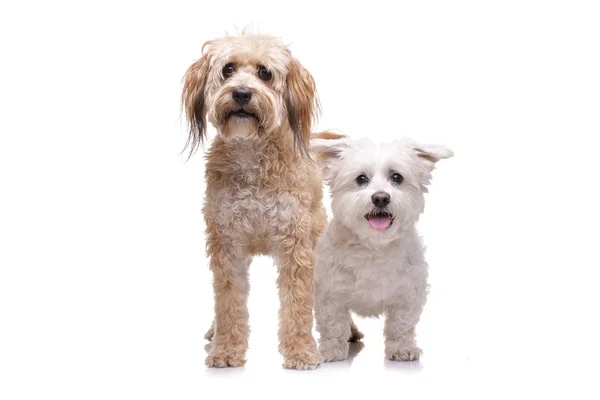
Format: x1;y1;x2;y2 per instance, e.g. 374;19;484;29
222;63;235;79
391;173;404;184
257;65;272;81
356;174;369;185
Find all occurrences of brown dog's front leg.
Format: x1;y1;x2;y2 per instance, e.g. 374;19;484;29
204;237;251;368
275;237;321;370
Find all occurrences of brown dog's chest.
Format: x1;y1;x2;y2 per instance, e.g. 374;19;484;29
202;137;319;253
204;179;301;251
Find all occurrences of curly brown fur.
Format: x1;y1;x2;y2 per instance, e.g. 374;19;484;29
182;32;326;369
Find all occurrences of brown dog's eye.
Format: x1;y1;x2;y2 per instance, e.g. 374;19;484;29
222;63;235;78
257;65;272;81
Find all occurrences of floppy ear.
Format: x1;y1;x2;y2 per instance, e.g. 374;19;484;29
310;133;351;181
285;57;320;155
413;144;453;192
181;46;211;157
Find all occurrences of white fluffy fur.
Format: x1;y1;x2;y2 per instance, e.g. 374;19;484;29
311;136;453;362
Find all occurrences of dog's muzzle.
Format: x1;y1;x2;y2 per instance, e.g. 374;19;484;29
226;87;259;121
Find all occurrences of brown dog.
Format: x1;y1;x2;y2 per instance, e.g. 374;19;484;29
181;32;333;369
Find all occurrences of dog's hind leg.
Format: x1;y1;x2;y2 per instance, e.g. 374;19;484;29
204;321;215;341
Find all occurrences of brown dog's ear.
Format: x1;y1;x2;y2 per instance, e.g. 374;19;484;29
285;57;320;155
181;45;211;158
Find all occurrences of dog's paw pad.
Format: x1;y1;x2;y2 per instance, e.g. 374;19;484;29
205;352;246;368
386;346;422;362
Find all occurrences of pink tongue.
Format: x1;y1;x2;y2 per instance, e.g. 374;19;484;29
368;215;391;231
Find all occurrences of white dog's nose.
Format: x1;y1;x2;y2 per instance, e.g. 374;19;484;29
371;191;390;207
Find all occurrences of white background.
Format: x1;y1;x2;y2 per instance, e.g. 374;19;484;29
1;0;599;398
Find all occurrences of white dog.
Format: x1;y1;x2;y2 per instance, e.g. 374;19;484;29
311;135;453;362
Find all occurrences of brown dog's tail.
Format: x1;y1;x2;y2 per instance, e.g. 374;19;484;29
310;131;347;141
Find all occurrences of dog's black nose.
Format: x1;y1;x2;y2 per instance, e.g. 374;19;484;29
232;88;253;105
371;191;390;208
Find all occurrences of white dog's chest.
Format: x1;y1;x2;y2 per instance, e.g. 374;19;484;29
317;243;427;318
347;261;415;316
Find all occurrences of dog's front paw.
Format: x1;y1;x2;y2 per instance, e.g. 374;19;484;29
205;348;246;368
319;340;350;363
282;348;322;370
280;334;321;370
385;345;422;361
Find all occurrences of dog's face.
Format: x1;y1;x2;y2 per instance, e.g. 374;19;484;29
182;33;319;155
312;137;453;243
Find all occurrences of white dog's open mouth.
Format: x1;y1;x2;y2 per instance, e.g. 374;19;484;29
364;210;394;231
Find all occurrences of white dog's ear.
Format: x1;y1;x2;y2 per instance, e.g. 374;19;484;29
414;144;454;164
413;144;453;192
310;131;351;180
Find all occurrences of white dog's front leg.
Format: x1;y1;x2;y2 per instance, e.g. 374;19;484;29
315;297;351;362
384;305;423;361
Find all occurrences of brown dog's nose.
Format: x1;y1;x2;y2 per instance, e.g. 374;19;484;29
371;191;390;208
232;88;252;105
